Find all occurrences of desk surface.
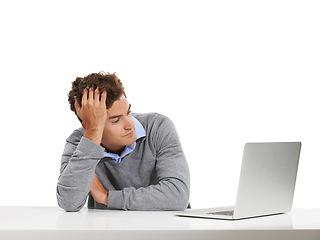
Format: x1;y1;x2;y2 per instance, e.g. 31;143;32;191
1;207;320;240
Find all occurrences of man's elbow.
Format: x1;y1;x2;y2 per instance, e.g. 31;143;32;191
169;185;190;211
57;200;84;212
176;193;190;211
56;190;85;212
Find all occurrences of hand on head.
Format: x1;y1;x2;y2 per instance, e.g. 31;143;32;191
74;87;107;145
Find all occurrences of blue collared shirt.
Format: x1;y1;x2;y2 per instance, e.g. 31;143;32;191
103;116;146;163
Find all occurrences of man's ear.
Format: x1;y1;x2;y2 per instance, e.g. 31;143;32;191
82;122;86;129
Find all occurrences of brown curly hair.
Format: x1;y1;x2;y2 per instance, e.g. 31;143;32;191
68;72;126;120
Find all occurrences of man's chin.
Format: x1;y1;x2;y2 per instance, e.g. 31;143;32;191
130;135;137;145
124;133;137;146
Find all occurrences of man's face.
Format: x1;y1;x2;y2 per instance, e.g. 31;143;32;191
101;95;137;154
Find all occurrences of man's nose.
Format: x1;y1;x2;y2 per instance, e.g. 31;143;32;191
124;116;134;129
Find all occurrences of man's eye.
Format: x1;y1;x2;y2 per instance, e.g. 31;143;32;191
127;111;132;115
113;119;120;124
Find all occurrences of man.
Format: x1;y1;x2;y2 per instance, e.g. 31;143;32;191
57;72;190;211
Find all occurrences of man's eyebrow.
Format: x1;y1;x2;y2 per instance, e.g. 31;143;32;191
108;104;131;120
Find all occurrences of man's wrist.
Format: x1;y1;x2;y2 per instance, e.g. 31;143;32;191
83;128;103;145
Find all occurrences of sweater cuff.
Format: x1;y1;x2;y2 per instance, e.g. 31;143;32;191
107;190;124;210
77;137;105;159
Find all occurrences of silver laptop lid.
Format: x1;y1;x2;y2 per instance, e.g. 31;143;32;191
234;142;301;219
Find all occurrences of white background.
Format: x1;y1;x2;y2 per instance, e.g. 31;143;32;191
0;0;319;208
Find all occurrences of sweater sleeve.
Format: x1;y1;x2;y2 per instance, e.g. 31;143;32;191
56;128;105;212
107;115;190;211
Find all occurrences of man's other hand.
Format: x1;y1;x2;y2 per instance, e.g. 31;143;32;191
90;173;109;206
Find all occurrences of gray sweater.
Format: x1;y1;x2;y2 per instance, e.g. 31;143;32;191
57;113;190;212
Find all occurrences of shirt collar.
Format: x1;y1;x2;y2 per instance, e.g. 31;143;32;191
133;116;146;140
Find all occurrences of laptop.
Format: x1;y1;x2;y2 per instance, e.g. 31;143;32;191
176;142;301;220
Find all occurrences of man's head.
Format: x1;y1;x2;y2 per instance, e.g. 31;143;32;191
68;72;136;154
68;72;126;116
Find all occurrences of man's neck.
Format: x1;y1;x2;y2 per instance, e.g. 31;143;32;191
101;144;124;156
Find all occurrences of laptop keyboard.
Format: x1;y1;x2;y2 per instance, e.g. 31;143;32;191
207;210;234;216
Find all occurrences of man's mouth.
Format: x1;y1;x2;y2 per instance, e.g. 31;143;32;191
124;130;134;137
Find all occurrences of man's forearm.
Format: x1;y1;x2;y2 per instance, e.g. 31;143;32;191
106;178;190;211
57;136;104;212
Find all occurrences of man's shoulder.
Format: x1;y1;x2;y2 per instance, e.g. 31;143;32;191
66;127;84;145
133;112;175;135
133;112;172;126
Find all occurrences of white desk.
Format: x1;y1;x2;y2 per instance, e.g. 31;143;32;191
0;207;319;240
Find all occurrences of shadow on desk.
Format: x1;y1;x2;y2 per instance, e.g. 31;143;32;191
57;209;191;230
